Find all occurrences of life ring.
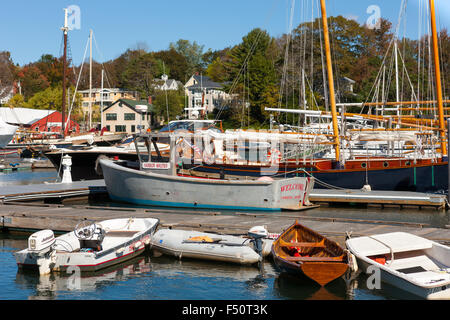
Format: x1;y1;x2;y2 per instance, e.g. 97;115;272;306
267;148;282;165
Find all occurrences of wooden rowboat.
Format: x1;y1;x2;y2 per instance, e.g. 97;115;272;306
271;221;349;286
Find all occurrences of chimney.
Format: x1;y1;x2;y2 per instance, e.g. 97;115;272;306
148;96;152;104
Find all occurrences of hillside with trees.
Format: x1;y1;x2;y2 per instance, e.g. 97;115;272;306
1;15;448;129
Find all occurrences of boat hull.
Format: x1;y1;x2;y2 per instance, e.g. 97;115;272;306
150;229;270;265
189;160;448;193
14;218;159;273
354;256;450;300
271;221;349;286
100;159;314;211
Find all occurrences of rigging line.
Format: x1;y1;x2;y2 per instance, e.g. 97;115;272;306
278;0;296;109
92;32;112;88
65;36;90;130
215;0;281;121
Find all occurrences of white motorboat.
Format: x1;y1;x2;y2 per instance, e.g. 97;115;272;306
14;217;159;275
346;232;450;299
150;227;273;265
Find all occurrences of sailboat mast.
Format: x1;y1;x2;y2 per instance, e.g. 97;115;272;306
89;29;93;130
429;0;447;156
61;8;68;138
320;0;340;161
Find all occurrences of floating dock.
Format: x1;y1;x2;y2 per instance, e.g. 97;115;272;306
0;180;446;209
0;180;449;247
1;202;449;247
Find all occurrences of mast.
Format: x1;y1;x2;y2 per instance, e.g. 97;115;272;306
100;69;104;130
89;29;93;130
61;8;69;137
429;0;447;156
320;0;340;161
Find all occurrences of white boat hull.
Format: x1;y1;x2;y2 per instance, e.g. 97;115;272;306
100;159;314;211
150;229;271;265
15;218;159;274
346;232;450;299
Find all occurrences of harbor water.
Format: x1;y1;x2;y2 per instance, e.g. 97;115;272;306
0;166;449;300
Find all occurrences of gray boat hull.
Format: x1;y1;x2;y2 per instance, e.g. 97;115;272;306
100;159;314;211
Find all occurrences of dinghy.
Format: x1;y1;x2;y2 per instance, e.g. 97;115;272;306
346;232;450;299
150;227;273;265
271;221;349;286
14;217;159;275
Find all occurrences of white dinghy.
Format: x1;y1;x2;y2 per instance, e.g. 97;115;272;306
346;232;450;299
14;217;159;275
150;226;274;265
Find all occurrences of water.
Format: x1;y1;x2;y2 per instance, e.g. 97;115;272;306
0;168;448;300
0;234;423;300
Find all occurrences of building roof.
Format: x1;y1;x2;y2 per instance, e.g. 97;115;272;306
78;88;136;94
187;75;223;90
0;107;57;126
103;99;155;113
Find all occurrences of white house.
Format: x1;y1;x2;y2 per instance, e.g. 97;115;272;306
184;74;231;119
153;74;183;91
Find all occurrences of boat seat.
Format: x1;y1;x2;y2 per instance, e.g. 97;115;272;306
284;255;345;262
279;239;326;248
105;230;140;237
389;255;441;272
406;271;450;286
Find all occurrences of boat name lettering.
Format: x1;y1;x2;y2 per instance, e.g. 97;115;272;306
281;183;304;192
142;162;170;169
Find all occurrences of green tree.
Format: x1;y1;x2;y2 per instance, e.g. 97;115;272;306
169;39;207;77
121;53;158;98
152;88;185;123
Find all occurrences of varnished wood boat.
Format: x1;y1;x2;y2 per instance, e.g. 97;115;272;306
271;221;349;286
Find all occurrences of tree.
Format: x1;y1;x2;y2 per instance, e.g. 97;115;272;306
153;48;189;82
24;86;81;113
17;65;50;100
169;39;207;77
6;94;24;108
152;88;185;123
121;53;158;99
0;51;15;101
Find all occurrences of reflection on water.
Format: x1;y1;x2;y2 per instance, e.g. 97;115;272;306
0;169;59;187
1;235;426;301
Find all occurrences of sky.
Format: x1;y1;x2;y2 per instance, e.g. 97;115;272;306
1;0;449;66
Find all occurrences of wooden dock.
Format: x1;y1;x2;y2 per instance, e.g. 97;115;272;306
0;180;449;247
1;202;449;247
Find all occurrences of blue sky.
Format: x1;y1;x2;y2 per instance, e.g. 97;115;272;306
1;0;449;66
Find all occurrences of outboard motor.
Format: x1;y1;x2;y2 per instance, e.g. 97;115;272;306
248;226;268;258
27;230;56;275
28;230;55;255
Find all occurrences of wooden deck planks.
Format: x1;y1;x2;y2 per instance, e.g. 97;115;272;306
1;202;450;247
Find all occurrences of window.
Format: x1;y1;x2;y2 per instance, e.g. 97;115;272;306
124;113;135;121
106;113;117;121
115;125;126;132
106;125;110;131
131;125;136;133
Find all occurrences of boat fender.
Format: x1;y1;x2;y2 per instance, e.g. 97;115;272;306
116;247;125;255
345;250;359;273
95;155;111;176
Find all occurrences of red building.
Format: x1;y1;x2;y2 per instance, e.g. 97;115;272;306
30;111;80;134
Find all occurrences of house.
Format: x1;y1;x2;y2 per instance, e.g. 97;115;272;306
340;77;356;95
152;74;183;91
79;88;139;116
101;99;154;134
184;74;231;119
30;111;80;133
